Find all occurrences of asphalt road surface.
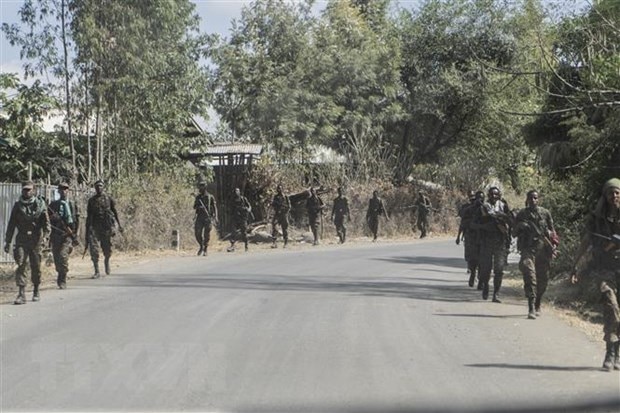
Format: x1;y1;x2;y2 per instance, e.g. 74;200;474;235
2;240;619;412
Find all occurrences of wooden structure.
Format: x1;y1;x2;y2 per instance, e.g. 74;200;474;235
183;143;263;237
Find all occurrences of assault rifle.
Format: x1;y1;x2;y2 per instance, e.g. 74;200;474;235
592;233;620;251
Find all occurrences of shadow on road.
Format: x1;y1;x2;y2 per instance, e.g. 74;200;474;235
373;255;465;269
434;313;524;319
465;363;602;372
101;274;483;303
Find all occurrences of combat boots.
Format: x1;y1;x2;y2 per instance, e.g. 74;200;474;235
602;342;615;371
614;342;620;371
197;246;204;256
534;297;542;316
32;284;40;302
92;261;100;279
468;268;476;288
482;283;489;300
527;297;536;320
57;272;67;289
492;276;502;303
14;286;26;305
603;342;615;371
104;257;111;275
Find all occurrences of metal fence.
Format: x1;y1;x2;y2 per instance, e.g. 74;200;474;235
0;183;89;264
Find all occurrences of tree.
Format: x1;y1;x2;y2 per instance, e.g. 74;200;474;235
0;73;71;182
3;0;78;178
70;0;211;178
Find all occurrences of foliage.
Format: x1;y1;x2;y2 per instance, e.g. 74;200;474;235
0;73;72;182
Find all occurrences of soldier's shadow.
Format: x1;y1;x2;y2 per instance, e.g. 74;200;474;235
465;363;602;372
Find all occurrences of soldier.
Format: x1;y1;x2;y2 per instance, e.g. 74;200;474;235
194;181;217;256
331;187;351;244
270;184;291;248
415;191;433;239
571;178;620;371
475;186;512;302
366;190;388;241
4;181;50;304
514;190;557;319
306;187;325;245
457;191;485;288
48;182;79;289
85;180;122;278
227;187;252;252
456;191;476;244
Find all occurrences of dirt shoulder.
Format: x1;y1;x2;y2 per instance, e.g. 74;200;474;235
1;235;602;343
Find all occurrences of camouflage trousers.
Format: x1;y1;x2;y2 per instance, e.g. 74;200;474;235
367;216;379;239
51;236;73;277
89;228;113;262
519;248;552;300
271;214;289;242
479;237;507;290
334;215;346;243
13;242;43;287
309;214;321;242
464;236;481;272
417;214;429;237
194;218;212;248
594;270;620;344
231;220;248;246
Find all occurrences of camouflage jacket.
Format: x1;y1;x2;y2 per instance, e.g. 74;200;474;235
194;192;217;221
271;193;291;217
86;193;120;232
5;196;50;246
366;197;386;219
332;196;350;219
49;199;77;240
515;206;554;253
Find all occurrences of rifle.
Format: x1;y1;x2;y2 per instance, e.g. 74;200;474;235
47;204;75;239
592;233;620;251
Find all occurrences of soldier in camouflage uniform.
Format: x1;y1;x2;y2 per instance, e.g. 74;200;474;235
49;182;79;289
475;186;512;302
306;187;325;246
194;181;217;256
415;191;432;239
228;187;252;252
270;185;291;248
571;178;620;371
457;191;485;288
514;190;557;319
4;181;50;304
331;187;351;244
85;180;122;278
366;190;388;242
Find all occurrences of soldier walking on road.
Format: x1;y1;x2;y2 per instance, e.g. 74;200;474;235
514;190;557;319
457;191;485;288
475;186;512;302
85;180;122;278
270;185;291;248
366;190;389;242
571;178;620;371
194;181;217;256
306;187;325;246
415;191;432;238
332;187;351;244
228;188;252;252
4;181;50;304
49;182;79;289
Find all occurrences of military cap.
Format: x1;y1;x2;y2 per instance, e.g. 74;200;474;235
58;182;70;189
198;181;207;187
94;179;104;187
603;178;620;194
21;181;34;190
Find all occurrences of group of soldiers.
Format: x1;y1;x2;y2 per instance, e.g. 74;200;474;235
456;186;558;312
456;179;620;371
193;184;402;253
4;180;122;304
5;176;618;372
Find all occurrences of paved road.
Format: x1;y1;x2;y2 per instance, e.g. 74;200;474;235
1;240;619;412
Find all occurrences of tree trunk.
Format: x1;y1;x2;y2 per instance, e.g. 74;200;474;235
60;0;76;179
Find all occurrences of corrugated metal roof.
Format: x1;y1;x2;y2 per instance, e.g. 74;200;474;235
203;144;263;156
